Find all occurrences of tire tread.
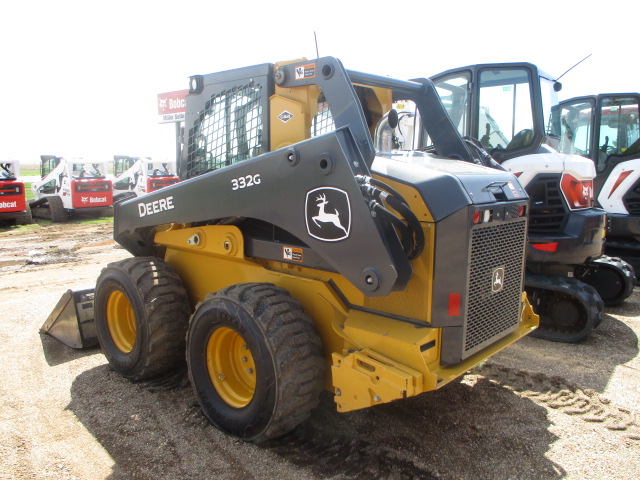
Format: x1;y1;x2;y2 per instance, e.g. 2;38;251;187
194;282;324;442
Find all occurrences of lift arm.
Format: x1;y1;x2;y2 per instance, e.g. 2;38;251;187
113;127;412;297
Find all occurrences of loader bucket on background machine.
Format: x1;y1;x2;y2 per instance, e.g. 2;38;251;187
39;288;97;348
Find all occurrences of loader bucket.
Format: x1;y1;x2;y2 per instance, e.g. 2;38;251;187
40;288;98;349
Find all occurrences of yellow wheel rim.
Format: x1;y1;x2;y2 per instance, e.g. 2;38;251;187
106;290;136;353
206;327;256;408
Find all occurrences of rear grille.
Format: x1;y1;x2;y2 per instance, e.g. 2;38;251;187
623;179;640;214
75;181;111;193
527;174;566;234
0;183;23;196
464;219;526;355
149;178;179;191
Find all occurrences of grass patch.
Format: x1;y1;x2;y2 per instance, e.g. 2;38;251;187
0;222;42;234
40;216;113;226
21;168;40;176
25;182;34;200
72;217;113;225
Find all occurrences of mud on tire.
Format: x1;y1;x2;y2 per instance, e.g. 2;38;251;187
94;257;191;381
187;283;325;443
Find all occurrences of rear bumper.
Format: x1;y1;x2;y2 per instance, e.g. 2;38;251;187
608;213;640;238
0;210;28;219
528;208;605;264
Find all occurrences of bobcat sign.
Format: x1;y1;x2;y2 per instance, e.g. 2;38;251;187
157;90;188;123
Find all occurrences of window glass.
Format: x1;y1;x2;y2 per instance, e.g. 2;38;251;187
557;100;594;158
433;74;469;136
427;72;471;149
540;77;559;137
114;177;132;191
478;68;534;151
599;97;640;159
40;179;57;194
147;161;175;176
71;162;105;178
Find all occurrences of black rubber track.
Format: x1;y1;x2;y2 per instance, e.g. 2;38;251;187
187;283;325;443
576;255;635;307
48;196;68;223
94;256;191;381
526;273;604;343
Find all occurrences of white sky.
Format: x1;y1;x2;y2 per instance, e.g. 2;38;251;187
1;0;638;164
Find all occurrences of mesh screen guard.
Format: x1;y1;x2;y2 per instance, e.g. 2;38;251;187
186;84;263;179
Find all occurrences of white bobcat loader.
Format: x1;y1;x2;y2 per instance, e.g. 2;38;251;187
112;155;180;202
30;155;113;222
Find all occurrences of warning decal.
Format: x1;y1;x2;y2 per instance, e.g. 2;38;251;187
294;63;316;80
277;111;294;123
283;246;304;262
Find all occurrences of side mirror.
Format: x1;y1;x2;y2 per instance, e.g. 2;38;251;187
388;109;399;130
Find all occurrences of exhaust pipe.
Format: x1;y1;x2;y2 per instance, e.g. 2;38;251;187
40;288;98;348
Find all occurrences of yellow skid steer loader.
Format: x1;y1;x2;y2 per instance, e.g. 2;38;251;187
42;57;538;442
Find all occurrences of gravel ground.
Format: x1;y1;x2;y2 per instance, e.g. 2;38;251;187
0;221;638;480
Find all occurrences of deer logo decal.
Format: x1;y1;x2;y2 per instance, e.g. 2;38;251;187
491;267;505;293
305;187;351;241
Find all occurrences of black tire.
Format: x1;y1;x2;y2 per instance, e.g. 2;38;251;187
94;257;191;381
187;283;325;443
48;196;67;223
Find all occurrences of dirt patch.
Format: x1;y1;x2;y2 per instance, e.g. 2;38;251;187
1;221;638;480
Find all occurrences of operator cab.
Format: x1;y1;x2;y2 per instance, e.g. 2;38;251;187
426;64;562;161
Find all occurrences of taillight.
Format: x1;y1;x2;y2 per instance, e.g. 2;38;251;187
448;293;461;316
561;173;593;209
473;209;493;224
531;242;558;252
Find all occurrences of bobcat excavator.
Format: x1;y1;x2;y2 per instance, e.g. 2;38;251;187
555;93;640;275
425;63;635;342
41;57;538;442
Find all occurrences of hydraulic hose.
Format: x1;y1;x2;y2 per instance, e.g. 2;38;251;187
356;175;425;260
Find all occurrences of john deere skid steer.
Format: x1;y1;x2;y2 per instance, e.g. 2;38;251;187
42;57;538;442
